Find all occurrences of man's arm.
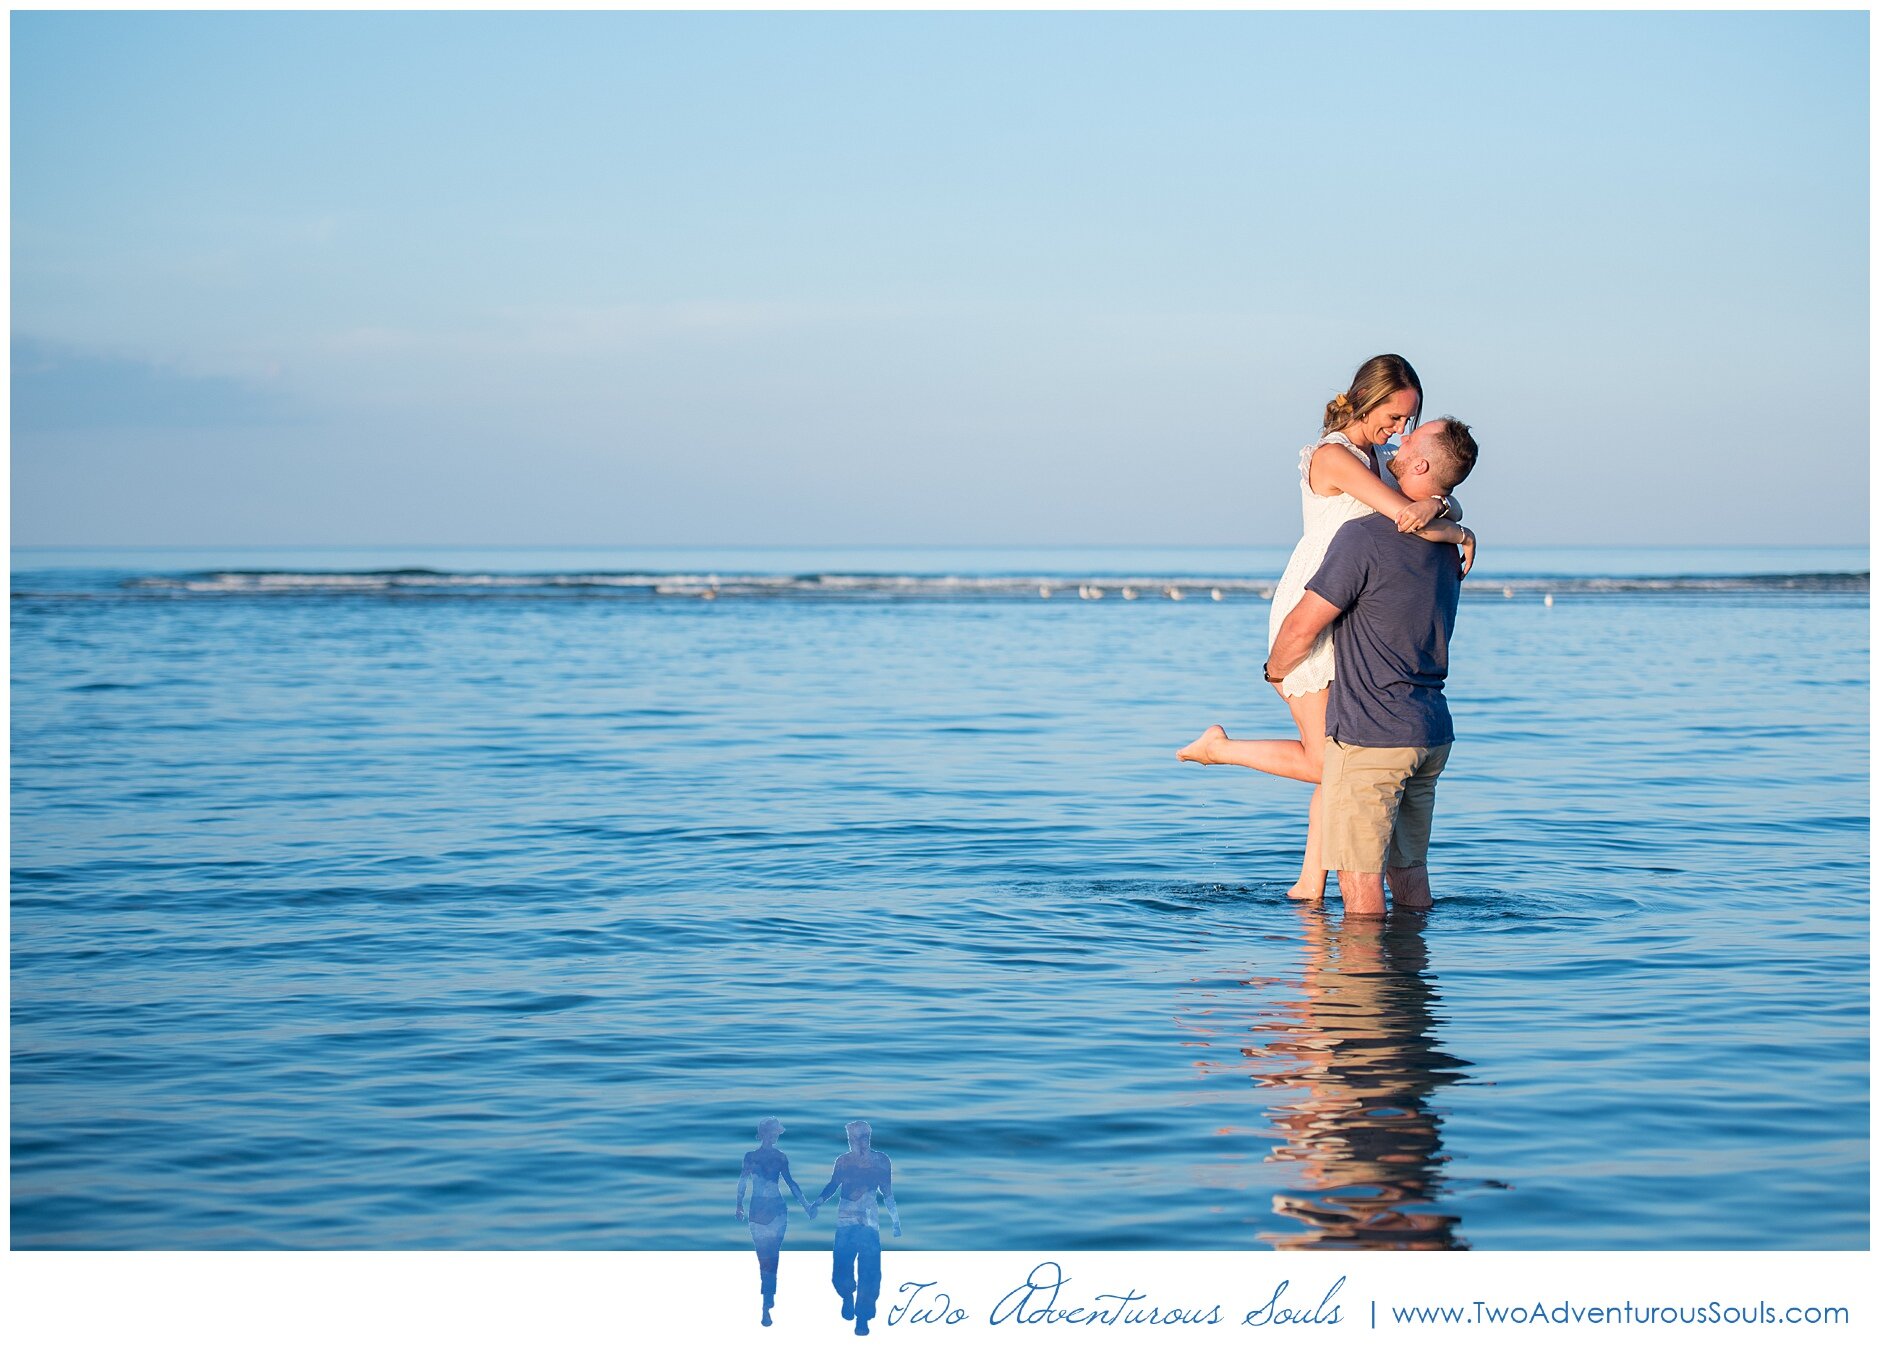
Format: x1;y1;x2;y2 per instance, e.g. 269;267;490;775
1265;590;1345;684
813;1161;842;1207
877;1156;901;1237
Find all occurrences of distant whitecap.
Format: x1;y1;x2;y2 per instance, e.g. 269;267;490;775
110;568;1867;602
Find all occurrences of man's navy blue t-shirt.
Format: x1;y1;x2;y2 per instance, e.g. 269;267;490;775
1305;515;1461;748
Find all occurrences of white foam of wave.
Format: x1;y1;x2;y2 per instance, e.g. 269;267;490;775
124;569;1868;600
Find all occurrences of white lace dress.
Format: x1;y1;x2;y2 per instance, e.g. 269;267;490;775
1265;431;1392;699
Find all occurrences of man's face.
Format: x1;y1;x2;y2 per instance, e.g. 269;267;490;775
1388;421;1446;483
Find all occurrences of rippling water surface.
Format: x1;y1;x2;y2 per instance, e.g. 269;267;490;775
10;550;1868;1249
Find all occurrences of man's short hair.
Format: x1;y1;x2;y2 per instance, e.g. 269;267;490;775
1427;417;1478;490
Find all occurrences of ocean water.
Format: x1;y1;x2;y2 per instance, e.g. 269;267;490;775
9;548;1869;1250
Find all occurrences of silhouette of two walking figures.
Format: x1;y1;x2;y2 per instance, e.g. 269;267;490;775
735;1119;901;1334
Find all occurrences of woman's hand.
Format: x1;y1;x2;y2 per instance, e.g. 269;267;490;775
1395;496;1445;534
1459;529;1476;577
735;1207;747;1223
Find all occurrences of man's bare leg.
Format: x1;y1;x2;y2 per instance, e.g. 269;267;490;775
1337;870;1387;916
1386;864;1433;910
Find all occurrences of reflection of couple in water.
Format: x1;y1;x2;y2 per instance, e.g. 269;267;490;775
1263;909;1469;1248
1197;906;1474;1248
735;1119;901;1333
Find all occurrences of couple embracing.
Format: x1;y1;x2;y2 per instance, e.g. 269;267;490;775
1180;354;1480;916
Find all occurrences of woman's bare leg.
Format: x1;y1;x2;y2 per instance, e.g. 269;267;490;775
1176;691;1331;898
1178;724;1318;779
1178;687;1329;784
1291;784;1328;901
1280;689;1330;900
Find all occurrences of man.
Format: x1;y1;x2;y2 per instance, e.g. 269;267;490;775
812;1120;901;1337
1265;417;1480;915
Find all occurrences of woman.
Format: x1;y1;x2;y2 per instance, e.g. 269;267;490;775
735;1116;813;1326
1178;354;1474;899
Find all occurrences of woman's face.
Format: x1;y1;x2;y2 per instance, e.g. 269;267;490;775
1360;387;1421;446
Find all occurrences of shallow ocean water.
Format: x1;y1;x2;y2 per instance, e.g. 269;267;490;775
9;550;1869;1249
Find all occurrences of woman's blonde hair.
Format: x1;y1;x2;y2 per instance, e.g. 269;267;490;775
1322;354;1422;434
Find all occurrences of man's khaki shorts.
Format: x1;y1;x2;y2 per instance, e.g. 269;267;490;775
1320;738;1452;873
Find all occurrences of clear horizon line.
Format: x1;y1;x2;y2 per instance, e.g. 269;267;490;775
11;541;1871;553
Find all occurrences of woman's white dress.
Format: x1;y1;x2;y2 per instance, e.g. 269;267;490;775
1266;431;1391;699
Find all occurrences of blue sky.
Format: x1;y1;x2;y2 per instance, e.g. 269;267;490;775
9;10;1869;547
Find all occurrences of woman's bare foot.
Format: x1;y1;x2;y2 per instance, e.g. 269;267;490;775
1177;725;1229;764
1287;878;1327;901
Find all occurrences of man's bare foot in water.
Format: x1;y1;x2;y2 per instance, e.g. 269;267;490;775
1177;725;1229;764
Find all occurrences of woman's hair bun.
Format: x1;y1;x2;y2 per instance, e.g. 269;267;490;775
1321;356;1421;433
